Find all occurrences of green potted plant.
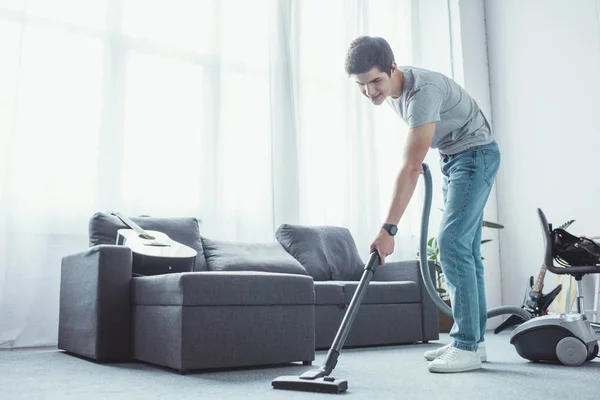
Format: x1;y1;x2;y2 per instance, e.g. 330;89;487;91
419;217;504;332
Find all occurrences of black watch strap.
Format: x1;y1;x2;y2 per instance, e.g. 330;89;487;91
382;223;398;236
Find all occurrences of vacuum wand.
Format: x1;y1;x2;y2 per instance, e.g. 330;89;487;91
271;251;380;393
300;251;380;379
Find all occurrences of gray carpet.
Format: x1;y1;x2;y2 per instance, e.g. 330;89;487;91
1;331;598;399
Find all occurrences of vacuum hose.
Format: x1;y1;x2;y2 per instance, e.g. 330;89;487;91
419;163;532;322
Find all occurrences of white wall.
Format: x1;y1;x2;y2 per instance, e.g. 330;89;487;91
485;0;600;317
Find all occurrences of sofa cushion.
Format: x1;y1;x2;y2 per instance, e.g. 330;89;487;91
314;282;346;305
132;271;315;306
314;281;420;305
201;237;308;276
275;224;364;281
88;212;207;271
341;281;420;304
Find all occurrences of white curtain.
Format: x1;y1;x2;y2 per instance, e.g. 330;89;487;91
0;0;445;348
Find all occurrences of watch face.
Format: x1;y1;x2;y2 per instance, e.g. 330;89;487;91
390;225;398;235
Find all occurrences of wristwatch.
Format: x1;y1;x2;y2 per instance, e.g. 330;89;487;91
381;223;398;236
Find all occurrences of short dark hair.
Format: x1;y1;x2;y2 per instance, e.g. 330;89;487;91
345;36;395;76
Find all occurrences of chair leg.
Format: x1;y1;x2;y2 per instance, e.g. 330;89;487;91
593;274;600;323
577;279;585;315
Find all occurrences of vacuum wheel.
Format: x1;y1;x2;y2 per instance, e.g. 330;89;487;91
556;337;588;366
587;342;599;361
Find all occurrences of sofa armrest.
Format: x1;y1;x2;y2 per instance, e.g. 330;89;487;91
58;245;133;362
372;260;439;341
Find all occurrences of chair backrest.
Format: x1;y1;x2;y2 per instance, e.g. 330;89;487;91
537;208;556;272
537;208;600;276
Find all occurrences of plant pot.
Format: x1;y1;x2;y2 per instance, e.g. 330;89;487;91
438;299;454;333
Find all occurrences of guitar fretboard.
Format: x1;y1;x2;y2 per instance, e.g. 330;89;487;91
533;264;547;293
110;212;154;240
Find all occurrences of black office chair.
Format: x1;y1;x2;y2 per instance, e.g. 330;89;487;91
538;208;600;329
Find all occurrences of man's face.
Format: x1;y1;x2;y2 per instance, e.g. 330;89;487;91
351;65;394;106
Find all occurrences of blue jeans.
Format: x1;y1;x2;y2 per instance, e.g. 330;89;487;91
438;140;501;352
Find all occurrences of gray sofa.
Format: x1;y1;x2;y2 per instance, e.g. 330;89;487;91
274;224;439;349
58;213;439;373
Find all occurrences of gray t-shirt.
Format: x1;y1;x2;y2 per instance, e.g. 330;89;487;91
386;66;493;155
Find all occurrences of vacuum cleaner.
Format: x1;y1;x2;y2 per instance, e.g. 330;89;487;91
272;163;528;394
271;162;598;394
509;313;598;365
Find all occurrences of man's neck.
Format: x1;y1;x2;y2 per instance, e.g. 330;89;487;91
390;69;404;99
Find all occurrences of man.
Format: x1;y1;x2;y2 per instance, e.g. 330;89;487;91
345;36;500;373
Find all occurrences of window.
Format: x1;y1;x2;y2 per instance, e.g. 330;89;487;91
8;23;104;213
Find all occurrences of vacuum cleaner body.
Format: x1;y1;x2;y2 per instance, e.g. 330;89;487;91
509;313;599;365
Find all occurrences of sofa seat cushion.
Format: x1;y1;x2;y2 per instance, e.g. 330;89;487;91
314;281;420;305
132;271;315;306
314;282;346;305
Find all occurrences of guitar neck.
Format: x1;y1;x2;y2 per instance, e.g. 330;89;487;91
532;264;547;292
110;212;152;239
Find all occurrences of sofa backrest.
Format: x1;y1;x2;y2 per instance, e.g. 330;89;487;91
88;212;207;271
275;224;364;281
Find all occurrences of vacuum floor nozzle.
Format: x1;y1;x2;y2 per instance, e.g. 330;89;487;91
271;375;348;394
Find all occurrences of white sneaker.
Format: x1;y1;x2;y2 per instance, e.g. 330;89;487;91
424;342;487;362
428;346;482;373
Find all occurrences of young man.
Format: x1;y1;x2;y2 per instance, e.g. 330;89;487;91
345;36;500;373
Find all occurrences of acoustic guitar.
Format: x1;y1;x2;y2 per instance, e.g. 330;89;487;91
110;211;197;276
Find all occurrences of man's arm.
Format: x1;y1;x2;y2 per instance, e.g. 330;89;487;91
383;122;435;226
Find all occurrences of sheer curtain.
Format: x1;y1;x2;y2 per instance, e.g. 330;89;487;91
0;0;444;348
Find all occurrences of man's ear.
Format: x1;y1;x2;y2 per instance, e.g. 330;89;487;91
390;62;397;73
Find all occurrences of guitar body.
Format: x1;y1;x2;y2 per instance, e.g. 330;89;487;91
117;229;197;276
523;276;562;316
494;274;562;334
